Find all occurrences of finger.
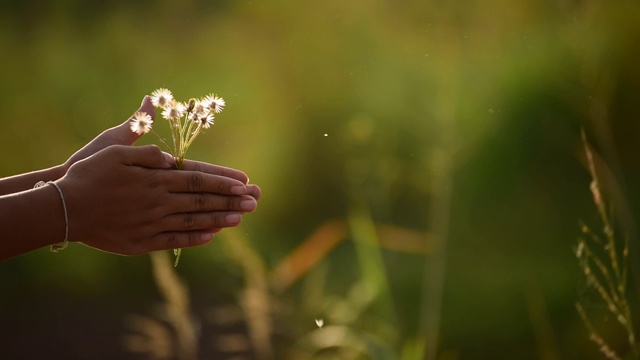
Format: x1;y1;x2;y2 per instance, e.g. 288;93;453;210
150;230;216;251
162;151;177;168
114;145;173;169
105;96;157;146
161;211;243;232
170;193;257;213
161;170;248;194
246;184;262;200
180;159;250;184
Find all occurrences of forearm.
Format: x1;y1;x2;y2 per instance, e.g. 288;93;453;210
0;165;65;196
0;184;66;261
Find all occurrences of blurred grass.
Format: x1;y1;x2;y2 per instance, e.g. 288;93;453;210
1;0;640;359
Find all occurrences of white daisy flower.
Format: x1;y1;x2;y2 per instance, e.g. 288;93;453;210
129;111;153;135
150;88;173;108
204;94;225;113
200;113;215;129
162;100;186;120
189;100;210;121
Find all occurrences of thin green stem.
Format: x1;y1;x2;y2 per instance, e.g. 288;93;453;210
183;122;203;151
151;130;173;154
179;115;191;154
174;248;182;267
170;118;180;156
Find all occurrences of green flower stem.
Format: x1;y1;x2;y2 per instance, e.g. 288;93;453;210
183;122;203;151
183;118;196;147
151;130;173;154
174;248;182;267
179;115;191;153
174;156;184;267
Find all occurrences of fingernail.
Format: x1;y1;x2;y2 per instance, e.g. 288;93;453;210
226;213;242;224
200;232;214;242
231;185;246;195
240;199;257;211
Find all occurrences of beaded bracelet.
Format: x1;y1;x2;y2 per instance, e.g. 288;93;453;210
34;181;69;252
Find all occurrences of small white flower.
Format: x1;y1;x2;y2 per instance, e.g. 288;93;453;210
204;94;225;113
200;113;215;129
150;88;173;108
130;111;153;135
189;100;210;120
162;100;186;120
315;319;324;328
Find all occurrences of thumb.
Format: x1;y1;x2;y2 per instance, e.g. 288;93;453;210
117;145;173;169
108;96;157;146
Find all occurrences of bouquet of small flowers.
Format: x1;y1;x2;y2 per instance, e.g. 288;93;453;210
130;88;225;265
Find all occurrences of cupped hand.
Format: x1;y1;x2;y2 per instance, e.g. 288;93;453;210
56;145;258;256
63;96;156;172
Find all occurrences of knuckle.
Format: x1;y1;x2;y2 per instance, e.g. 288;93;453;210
100;145;121;162
104;144;121;154
183;213;196;228
226;196;236;210
195;194;208;211
144;144;162;157
189;172;203;192
211;212;225;226
166;233;178;247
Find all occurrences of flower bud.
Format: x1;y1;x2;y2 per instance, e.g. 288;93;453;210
187;98;196;112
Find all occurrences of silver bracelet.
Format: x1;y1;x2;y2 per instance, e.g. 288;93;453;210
34;181;69;252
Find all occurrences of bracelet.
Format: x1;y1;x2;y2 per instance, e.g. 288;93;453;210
34;181;69;252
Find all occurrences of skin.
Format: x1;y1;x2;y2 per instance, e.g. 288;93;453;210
0;97;261;261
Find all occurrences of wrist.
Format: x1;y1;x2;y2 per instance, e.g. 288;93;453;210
0;183;68;260
0;164;67;196
35;181;69;251
55;163;69;179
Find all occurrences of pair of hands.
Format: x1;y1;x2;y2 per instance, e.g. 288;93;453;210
55;97;260;256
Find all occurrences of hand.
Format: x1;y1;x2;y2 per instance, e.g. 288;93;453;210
62;96;155;172
56;145;258;256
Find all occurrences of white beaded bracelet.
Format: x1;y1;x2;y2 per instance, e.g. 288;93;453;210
34;181;69;252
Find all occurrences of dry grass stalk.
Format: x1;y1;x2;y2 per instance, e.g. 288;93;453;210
149;250;199;360
221;228;274;360
576;130;637;359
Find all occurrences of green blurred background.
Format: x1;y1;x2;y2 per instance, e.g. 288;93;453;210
1;0;640;359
